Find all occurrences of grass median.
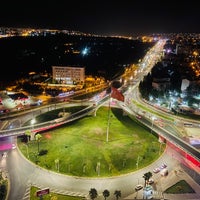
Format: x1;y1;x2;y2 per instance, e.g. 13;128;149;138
18;106;165;177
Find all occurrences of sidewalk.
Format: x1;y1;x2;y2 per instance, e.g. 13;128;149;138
124;165;200;200
162;165;200;200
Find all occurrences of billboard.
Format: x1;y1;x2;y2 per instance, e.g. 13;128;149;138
36;188;50;197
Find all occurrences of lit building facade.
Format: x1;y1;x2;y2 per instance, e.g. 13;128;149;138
52;66;85;85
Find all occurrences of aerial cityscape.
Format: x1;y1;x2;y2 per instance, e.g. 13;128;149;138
0;27;199;200
0;2;200;200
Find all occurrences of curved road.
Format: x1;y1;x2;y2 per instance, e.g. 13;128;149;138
5;144;180;200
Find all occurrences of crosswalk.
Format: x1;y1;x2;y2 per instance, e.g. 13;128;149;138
22;182;87;200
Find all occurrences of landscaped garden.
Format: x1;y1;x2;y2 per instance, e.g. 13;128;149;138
164;179;195;194
18;106;165;177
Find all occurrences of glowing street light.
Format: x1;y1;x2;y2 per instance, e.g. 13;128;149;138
151;116;156;133
31;118;36;131
31;118;36;125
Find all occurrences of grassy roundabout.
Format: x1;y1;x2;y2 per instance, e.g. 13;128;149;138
18;106;165;177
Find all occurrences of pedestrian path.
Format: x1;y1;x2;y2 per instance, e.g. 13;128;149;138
124;164;200;200
163;193;200;200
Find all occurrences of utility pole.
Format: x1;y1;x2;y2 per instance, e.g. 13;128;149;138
106;96;111;142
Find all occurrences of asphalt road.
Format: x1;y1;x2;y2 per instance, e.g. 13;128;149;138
2;144;182;200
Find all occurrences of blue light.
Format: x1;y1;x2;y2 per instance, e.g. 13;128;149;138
81;47;90;56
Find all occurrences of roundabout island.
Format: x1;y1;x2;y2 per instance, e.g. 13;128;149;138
18;106;165;178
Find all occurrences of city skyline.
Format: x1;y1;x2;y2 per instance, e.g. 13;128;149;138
0;1;200;36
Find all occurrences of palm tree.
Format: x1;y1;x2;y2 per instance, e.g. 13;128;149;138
114;190;121;200
103;189;110;200
143;171;153;186
89;188;98;200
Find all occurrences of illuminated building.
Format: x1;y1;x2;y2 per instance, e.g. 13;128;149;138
52;66;85;85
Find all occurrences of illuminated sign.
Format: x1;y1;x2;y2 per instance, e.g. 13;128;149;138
36;188;50;197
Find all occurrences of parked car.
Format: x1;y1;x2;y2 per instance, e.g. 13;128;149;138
160;163;167;169
135;184;143;191
153;167;160;173
160;168;168;176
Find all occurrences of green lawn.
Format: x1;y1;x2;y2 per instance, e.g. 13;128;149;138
18;106;165;177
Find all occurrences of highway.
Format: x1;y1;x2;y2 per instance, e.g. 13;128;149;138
119;38;200;166
118;101;200;164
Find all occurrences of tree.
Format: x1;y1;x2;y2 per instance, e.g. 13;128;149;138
24;129;31;143
143;171;153;186
89;188;98;200
103;189;110;200
114;190;121;200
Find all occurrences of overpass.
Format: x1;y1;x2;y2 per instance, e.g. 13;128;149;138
120;102;200;170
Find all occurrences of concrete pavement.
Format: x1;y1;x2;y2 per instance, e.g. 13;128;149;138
124;164;200;200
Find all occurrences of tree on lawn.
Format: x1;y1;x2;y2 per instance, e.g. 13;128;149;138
25;129;31;143
114;190;121;200
89;188;98;200
103;189;110;200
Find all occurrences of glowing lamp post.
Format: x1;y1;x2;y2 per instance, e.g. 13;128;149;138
30;119;36;140
151;116;156;133
31;118;36;131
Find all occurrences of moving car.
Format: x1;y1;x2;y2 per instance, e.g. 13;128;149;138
136;114;142;119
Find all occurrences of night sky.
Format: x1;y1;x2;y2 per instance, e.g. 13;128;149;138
0;1;199;36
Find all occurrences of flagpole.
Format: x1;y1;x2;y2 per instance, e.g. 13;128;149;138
106;86;124;142
106;93;111;142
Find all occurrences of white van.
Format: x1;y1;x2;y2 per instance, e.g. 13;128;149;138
160;168;168;176
143;185;153;199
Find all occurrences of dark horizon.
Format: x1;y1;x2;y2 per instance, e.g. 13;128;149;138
0;1;199;36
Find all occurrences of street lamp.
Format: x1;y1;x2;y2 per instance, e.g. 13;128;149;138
31;118;36;137
151;116;156;133
159;142;164;155
55;159;59;172
31;118;36;129
136;155;140;169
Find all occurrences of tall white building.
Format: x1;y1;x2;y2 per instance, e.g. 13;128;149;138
52;66;85;85
181;79;190;91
